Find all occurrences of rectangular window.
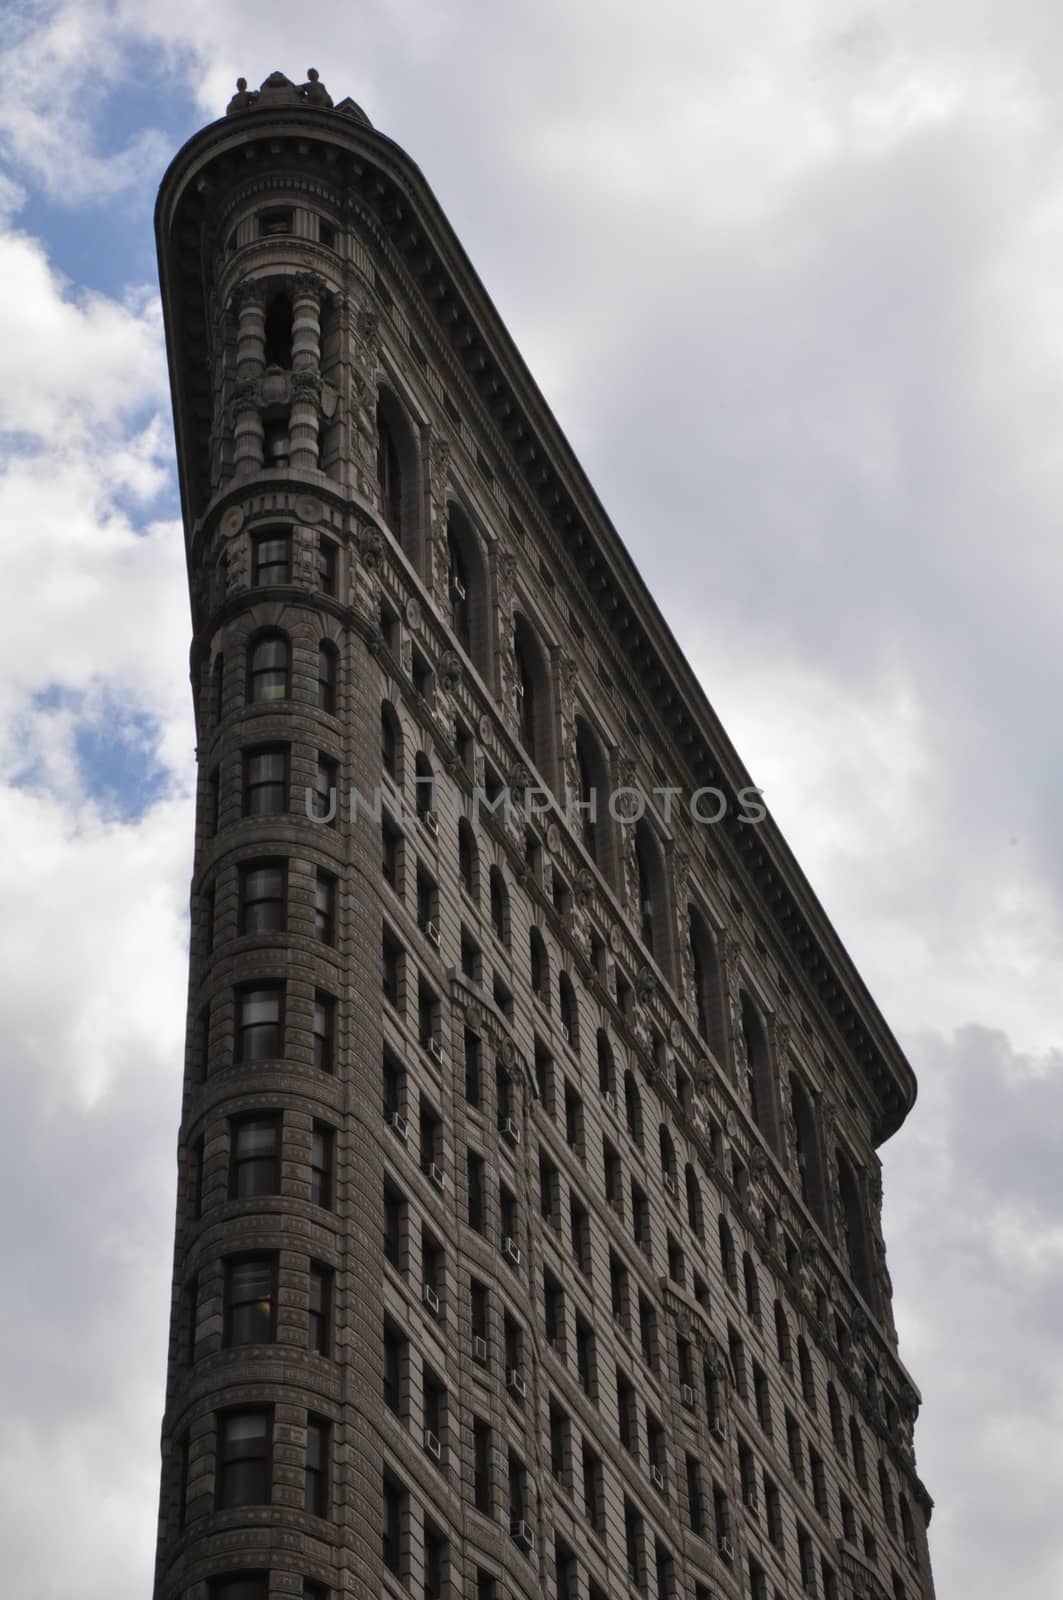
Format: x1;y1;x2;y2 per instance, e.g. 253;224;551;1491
217;1409;271;1507
383;1180;405;1270
311;1122;334;1208
686;1455;705;1535
224;1255;276;1346
252;531;291;586
424;1520;447;1596
575;1314;596;1398
259;208;292;236
243;744;289;816
382;1471;406;1576
570;1193;592;1276
317;538;337;596
304;1415;329;1516
235;983;284;1064
308;1262;331;1357
239;860;286;934
464;1028;482;1105
314;870;335;943
467;1151;486;1233
564;1080;584;1157
382;929;402;1007
474;1418;492;1512
582;1441;605;1533
230;1115;281;1198
313;991;335;1072
314;754;338;823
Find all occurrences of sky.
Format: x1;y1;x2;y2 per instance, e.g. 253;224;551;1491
0;1;1060;1594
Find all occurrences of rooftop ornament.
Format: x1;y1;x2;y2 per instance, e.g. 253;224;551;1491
226;68;335;115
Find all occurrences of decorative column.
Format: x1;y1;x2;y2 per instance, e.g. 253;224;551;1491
425;428;451;599
233;281;266;380
289;370;322;471
231;379;264;478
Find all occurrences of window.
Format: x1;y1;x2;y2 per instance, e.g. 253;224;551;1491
247;632;289;702
224;1255;276;1346
313;753;338;823
850;1415;869;1489
383;1179;405;1269
829;1383;846;1457
549;1398;570;1484
811;1446;829;1519
798;1524;816;1594
786;1410;805;1485
530;926;548;1002
573;716;613;880
624;1500;645;1592
728;1326;746;1398
252;530;290;586
304;1415;329;1515
660;1124;677;1191
190;1136;205;1218
464;1029;482;1105
230;1115;280;1198
686;1455;705;1535
624;1072;643;1147
458;818;477;898
236;983;284;1063
631;1179;651;1257
382;928;402;1006
837;1148;872;1301
634;819;671;972
543;1267;564;1346
617;1371;637;1455
317;641;337;713
311;1123;334;1207
688;906;725;1058
753;1364;772;1435
208;1578;268;1600
740;990;778;1149
583;1441;605;1533
775;1301;792;1368
313;991;335;1072
576;1314;596;1397
765;1474;783;1548
424;1520;447;1597
243;744;288;815
259;208;292;236
308;1262;331;1356
743;1253;762;1325
383;1316;406;1413
539;1150;560;1229
799;1338;817;1409
467;1151;486;1233
639;1296;658;1369
880;1460;898;1534
474;1418;492;1512
597;1030;616;1096
719;1214;738;1292
686;1165;704;1237
382;1471;406;1576
790;1072;825;1223
603;1138;623;1214
314;870;335;943
217;1410;271;1507
558;972;579;1050
381;701;401;781
317;538;337;596
564;1081;584;1157
239;860;286;934
570;1193;592;1275
489;867;508;943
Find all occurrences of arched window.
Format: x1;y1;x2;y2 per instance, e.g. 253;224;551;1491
458;818;477;901
445;504;490;677
828;1384;846;1457
247;632;289;703
529;927;549;1003
688;907;726;1061
597;1030;616;1097
659;1126;677;1192
558;972;579;1050
743;1252;761;1326
375;389;421;565
740;990;779;1152
574;716;615;885
798;1338;816;1410
317;641;337;714
633;820;674;978
512;613;556;785
489;866;508;945
685;1165;704;1238
263;290;293;368
718;1214;738;1292
381;701;401;782
623;1071;643;1148
414;752;434;822
836;1149;872;1302
879;1461;898;1534
774;1301;792;1369
850;1416;868;1489
790;1072;825;1226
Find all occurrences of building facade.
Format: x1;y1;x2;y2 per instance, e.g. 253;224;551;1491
152;69;936;1600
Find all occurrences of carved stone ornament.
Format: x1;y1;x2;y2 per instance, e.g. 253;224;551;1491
359;528;385;571
464;1001;483;1032
546;822;561;853
404;597;421;630
749;1146;768;1188
799;1227;819;1266
295;495;323;525
478;712;492;742
725;1109;739;1138
573;867;595;908
508;761;533;802
497;1037;520;1078
609;924;623;955
635;966;656;1005
220;504;245;538
438;650;462;694
669;1018;683;1048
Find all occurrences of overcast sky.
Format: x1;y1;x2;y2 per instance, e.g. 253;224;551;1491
0;2;1060;1594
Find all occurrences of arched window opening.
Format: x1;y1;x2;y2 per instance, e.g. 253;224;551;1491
633;820;673;977
530;927;549;1004
740;990;779;1152
317;641;337;714
774;1301;792;1369
375;390;421;565
489;867;508;945
743;1252;761;1326
381;701;401;782
659;1125;677;1191
247;632;289;703
685;1165;704;1238
718;1214;738;1292
558;972;578;1050
790;1073;826;1226
623;1071;643;1148
447;527;470;654
573;717;614;885
828;1385;846;1457
512;613;556;787
458;818;477;901
445;504;491;679
263;291;293;369
688;907;726;1061
414;752;435;823
597;1030;616;1097
837;1149;873;1303
798;1339;816;1409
